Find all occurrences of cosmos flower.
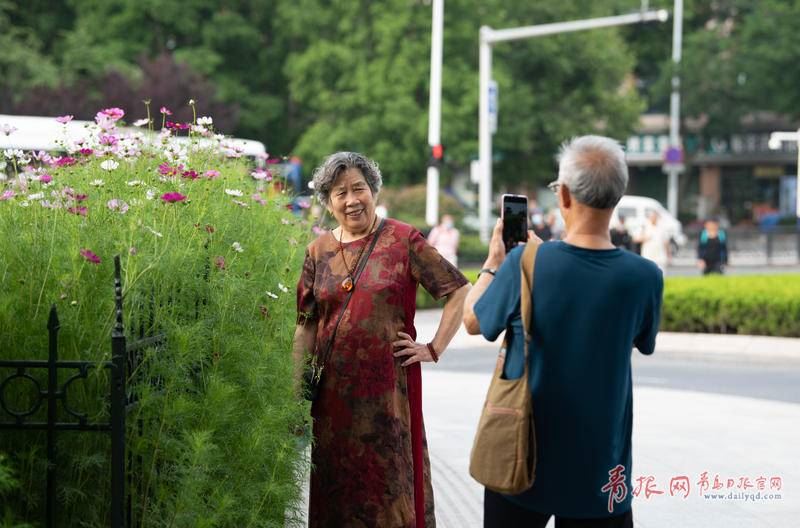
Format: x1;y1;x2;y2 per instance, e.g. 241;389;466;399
80;248;101;264
161;192;187;203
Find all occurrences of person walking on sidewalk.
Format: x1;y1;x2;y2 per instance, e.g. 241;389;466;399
294;152;470;527
697;218;728;275
463;136;663;528
427;214;461;267
637;210;671;275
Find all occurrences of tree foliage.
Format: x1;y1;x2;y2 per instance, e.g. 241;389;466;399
2;0;797;186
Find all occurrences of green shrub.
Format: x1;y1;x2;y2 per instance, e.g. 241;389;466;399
379;184;464;230
662;275;800;337
0;111;309;526
416;270;800;339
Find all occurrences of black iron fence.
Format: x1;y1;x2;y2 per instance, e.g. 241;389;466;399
0;255;165;528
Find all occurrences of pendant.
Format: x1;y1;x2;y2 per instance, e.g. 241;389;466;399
341;276;354;292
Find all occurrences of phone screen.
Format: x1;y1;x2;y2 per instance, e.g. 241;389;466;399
502;194;528;252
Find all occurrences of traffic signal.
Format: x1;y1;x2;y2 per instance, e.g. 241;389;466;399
430;144;444;166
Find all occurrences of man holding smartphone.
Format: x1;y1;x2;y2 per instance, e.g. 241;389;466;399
464;135;663;527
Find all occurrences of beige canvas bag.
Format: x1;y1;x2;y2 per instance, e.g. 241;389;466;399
469;241;539;494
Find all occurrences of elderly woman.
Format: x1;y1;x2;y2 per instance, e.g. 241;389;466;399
294;152;470;527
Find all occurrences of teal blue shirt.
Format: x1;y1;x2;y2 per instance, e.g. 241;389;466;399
474;241;663;518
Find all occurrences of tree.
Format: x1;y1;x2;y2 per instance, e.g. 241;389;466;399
278;0;645;186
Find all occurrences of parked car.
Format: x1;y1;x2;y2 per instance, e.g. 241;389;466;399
614;195;687;252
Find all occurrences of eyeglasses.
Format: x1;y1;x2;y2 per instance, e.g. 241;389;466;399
547;181;562;194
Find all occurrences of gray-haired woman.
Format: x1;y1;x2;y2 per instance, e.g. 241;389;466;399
293;152;470;527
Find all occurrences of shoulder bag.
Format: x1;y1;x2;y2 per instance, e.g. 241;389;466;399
469;240;539;494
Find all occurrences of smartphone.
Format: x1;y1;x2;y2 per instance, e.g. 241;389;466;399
501;194;529;253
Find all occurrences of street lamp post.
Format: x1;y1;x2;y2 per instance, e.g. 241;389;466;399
768;129;800;220
477;8;669;243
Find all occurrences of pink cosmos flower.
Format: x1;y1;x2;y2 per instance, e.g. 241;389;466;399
67;206;88;216
181;169;199;180
165;121;191;131
251;168;272;181
55;156;77;167
160;106;172;115
266;157;282;164
106;199;129;214
99;135;118;146
158;162;180;176
80;248;101;265
55;115;74;124
98;107;124;121
251;193;267;206
204;169;220;179
78;148;94;156
214;256;226;270
0;190;16;201
161;192;187;203
39;174;53;184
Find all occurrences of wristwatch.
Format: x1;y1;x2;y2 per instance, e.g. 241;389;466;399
478;268;497;278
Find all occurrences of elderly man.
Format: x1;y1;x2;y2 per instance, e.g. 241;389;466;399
464;136;663;528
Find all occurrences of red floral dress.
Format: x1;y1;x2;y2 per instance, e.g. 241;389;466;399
296;219;468;527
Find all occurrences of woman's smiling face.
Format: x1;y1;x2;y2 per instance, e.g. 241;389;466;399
327;167;376;236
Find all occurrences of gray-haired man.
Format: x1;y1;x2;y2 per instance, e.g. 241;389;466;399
464;135;663;527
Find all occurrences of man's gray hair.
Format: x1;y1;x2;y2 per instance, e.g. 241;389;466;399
557;135;628;209
311;152;383;204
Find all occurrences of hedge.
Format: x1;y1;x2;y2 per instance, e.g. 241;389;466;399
661;274;800;337
0;109;309;526
418;269;800;338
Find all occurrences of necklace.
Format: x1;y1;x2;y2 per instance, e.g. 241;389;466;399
338;215;378;291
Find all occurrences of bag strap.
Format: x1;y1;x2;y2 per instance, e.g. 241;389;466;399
317;218;386;366
519;242;539;363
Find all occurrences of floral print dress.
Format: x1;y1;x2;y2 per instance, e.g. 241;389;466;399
296;219;468;528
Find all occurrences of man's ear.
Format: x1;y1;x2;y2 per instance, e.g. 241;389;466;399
559;184;571;209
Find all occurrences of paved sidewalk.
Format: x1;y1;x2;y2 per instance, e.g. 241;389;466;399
415;309;800;528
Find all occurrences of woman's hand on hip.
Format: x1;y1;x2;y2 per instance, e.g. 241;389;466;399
392;331;434;367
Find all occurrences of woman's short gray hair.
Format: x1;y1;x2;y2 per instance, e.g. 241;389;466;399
311;152;383;204
556;135;628;209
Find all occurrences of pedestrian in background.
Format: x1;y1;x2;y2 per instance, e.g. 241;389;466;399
427;213;460;267
610;214;633;251
638;211;671;274
463;135;663;528
531;211;552;241
697;217;728;274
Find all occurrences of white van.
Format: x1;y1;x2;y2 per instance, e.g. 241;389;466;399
0;114;267;166
614;195;687;250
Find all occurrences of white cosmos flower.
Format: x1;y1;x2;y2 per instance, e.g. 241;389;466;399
27;192;44;200
145;188;157;200
127;180;144;186
278;283;289;293
132;118;150;127
100;159;119;171
197;116;213;126
231;242;244;253
265;291;278;299
224;188;243;197
90;179;105;187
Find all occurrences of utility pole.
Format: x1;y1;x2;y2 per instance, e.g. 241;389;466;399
478;7;669;242
425;0;444;227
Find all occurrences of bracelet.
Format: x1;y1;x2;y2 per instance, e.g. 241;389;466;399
426;342;439;363
478;268;497;278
